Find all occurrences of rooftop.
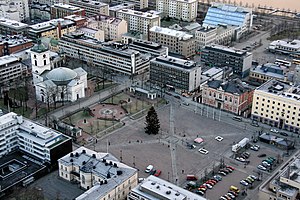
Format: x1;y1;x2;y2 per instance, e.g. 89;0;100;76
150;26;193;40
256;79;300;101
109;3;135;11
251;63;285;79
204;44;249;56
70;0;108;7
0;18;28;29
0;34;32;47
206;79;252;95
152;55;197;71
0;55;19;66
29;19;75;32
52;3;84;11
59;147;137;200
90;15;124;26
269;40;300;50
64;15;86;21
131;175;206;200
117;9;160;19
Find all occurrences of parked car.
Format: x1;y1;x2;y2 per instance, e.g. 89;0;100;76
280;132;288;136
262;161;271;167
250;175;258;180
195;190;205;196
258;153;267;158
242;152;250;158
257;165;267;171
227;192;236;199
240;180;249;186
220;196;227;200
270;128;279;133
154;170;161;177
247;176;255;182
150;169;157;175
227;166;235;171
236;157;246;162
250;146;259;151
145;165;154;173
215;136;224;142
214;175;222;181
204;183;213;189
218;171;227;176
199;148;209;155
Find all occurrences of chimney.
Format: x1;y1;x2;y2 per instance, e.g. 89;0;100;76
57;21;62;39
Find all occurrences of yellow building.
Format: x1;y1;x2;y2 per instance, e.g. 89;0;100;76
58;147;138;200
252;79;300;133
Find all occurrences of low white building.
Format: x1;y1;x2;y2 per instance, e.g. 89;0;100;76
268;39;300;55
58;147;138;200
77;27;104;41
31;42;87;103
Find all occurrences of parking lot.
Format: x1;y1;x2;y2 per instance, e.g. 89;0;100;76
89;98;294;199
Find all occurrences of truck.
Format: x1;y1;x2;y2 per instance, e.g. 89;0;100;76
232;138;250;152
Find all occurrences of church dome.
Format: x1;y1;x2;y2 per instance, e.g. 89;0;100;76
31;40;48;53
46;67;77;85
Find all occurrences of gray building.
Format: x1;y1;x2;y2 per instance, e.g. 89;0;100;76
150;55;201;93
0;56;25;88
201;44;252;77
59;33;151;76
128;39;168;58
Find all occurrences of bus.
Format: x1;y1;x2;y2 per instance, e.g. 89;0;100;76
292;59;300;65
274;59;292;67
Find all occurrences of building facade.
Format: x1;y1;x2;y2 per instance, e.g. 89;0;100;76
269;39;300;55
51;3;86;19
0;18;28;35
116;9;160;36
59;33;151;75
252;80;300;133
156;0;197;22
109;3;135;18
58;147;138;200
69;0;108;17
87;15;128;41
203;3;253;39
201;79;254;116
0;0;29;21
128;175;207;200
0;35;33;57
150;55;201;93
249;63;287;84
149;26;196;58
0;112;72;166
200;44;253;77
127;39;168;58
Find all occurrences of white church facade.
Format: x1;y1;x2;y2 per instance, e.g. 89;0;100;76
31;42;87;103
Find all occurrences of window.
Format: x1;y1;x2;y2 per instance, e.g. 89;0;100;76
35;60;37;66
44;60;46;65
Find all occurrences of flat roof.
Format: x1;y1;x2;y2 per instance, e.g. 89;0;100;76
0;34;32;46
150;26;193;40
204;44;249;56
269;40;300;50
152;55;198;71
202;67;223;77
251;63;285;79
109;3;135;11
0;18;28;29
52;3;84;11
64;15;86;21
117;9;160;19
131;175;206;200
0;55;19;66
70;0;108;7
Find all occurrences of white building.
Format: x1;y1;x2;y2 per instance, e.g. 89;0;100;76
58;147;138;200
128;175;207;200
269;40;300;55
116;9;160;36
0;0;29;21
77;27;104;41
156;0;197;22
69;0;109;17
31;42;87;103
0;112;72;165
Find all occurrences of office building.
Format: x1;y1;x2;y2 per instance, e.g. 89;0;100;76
0;112;72;165
127;39;168;58
200;67;225;88
203;3;253;39
64;15;88;28
0;56;26;87
195;25;235;50
0;0;29;21
200;44;253;77
201;79;254;116
249;63;287;84
128;175;206;200
109;3;135;18
51;3;86;19
156;0;197;22
30;2;51;21
0;34;33;57
59;33;151;75
87;15;128;41
149;26;196;58
28;18;76;40
269;40;300;55
58;147;138;200
110;0;148;10
117;9;160;36
0;18;28;35
150;55;201;93
259;153;300;200
252;80;300;133
69;0;109;17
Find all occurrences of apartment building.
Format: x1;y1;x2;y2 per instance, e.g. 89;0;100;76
127;39;168;58
87;15;127;41
252;80;300;133
117;9;160;36
202;79;254;116
0;112;72;166
149;26;196;58
64;15;88;28
69;0;108;17
0;56;26;86
128;175;206;200
0;0;29;21
0;18;28;35
200;44;253;77
203;3;253;39
28;19;76;40
269;39;300;55
59;33;151;75
109;3;135;18
156;0;197;22
0;34;33;57
58;147;138;200
110;0;148;10
259;154;300;200
249;63;287;84
77;27;104;41
150;55;201;93
51;3;86;19
195;25;235;50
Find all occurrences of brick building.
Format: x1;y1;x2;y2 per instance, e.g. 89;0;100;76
0;35;33;57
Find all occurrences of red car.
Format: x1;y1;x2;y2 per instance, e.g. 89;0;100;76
227;166;235;171
154;170;161;177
